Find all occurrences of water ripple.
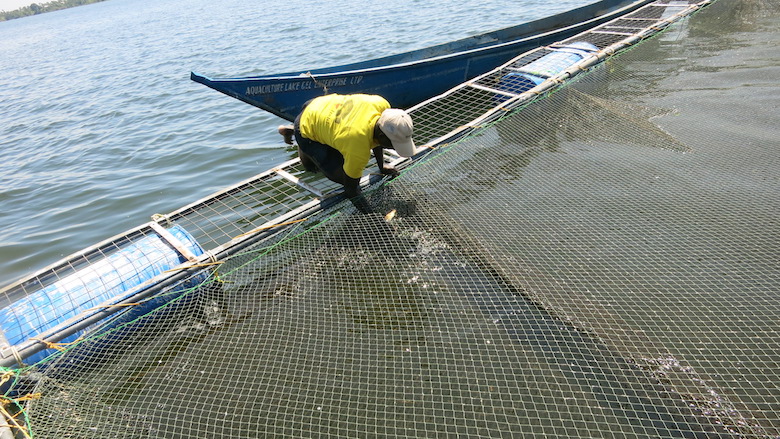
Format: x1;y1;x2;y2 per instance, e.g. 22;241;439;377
0;0;585;286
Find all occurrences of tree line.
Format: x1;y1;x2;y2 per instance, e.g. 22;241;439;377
0;0;107;21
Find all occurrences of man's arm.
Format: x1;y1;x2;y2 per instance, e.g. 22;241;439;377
343;176;371;214
373;146;399;178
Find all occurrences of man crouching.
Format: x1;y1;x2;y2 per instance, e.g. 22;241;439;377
278;93;418;213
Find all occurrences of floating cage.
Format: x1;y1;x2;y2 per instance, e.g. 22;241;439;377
4;0;779;437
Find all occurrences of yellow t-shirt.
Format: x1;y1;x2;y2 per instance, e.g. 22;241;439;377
299;94;389;179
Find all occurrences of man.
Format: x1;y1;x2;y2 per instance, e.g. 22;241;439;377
278;93;418;213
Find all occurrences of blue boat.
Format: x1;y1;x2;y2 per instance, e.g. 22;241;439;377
191;0;652;121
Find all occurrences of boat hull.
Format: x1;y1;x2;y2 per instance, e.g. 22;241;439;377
191;0;651;121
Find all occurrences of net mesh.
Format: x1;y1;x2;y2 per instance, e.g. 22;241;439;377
4;0;780;437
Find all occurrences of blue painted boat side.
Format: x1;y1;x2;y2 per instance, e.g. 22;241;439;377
191;0;652;121
226;0;641;78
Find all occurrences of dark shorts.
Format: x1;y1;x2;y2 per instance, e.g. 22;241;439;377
294;102;348;184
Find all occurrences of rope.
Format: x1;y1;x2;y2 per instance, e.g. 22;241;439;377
0;392;40;439
1;394;40;404
30;337;83;352
305;72;329;94
233;218;308;240
0;370;15;388
86;302;142;312
162;261;224;274
151;213;172;227
8;346;24;369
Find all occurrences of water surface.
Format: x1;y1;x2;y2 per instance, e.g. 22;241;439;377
0;0;593;286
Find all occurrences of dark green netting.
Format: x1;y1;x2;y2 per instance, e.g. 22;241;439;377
6;0;779;437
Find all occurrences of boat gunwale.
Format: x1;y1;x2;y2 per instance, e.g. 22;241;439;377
192;0;652;84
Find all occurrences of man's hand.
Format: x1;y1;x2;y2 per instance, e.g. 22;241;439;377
374;147;400;180
381;166;400;179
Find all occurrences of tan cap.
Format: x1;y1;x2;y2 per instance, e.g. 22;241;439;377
377;109;417;157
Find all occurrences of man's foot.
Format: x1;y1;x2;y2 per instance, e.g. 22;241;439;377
277;125;294;145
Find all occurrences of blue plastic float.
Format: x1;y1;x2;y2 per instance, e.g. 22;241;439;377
0;225;205;365
497;42;598;99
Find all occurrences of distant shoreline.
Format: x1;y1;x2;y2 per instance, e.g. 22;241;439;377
0;0;107;21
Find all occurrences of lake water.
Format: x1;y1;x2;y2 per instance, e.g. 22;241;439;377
0;0;593;287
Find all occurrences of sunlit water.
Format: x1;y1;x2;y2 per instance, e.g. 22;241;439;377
0;0;594;287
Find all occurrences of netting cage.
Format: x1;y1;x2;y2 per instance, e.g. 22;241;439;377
1;0;778;437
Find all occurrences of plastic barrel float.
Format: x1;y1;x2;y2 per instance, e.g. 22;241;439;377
0;225;206;366
497;41;598;101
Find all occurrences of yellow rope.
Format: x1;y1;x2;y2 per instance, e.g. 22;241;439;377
0;412;31;439
213;269;232;285
1;394;40;404
233;218;308;240
163;260;224;273
86;302;142;312
150;213;172;226
30;337;83;352
0;371;14;388
0;392;41;439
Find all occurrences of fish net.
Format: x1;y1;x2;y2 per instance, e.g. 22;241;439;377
3;0;780;437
